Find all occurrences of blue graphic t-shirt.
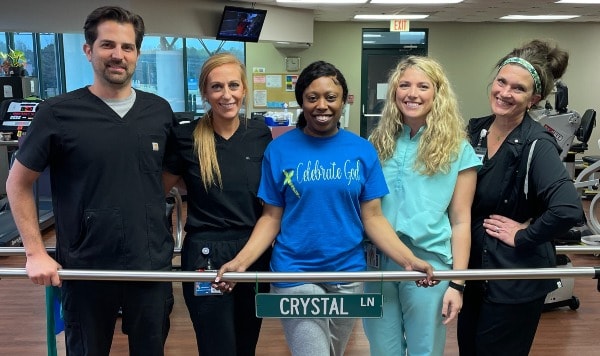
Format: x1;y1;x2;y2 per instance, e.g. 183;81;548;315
259;128;388;287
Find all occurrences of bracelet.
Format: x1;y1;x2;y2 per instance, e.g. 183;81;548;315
448;281;465;293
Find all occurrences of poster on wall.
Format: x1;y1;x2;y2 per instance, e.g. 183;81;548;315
285;75;298;92
266;75;282;88
254;90;267;107
252;73;298;109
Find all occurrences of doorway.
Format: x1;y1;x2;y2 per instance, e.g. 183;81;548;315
360;29;428;138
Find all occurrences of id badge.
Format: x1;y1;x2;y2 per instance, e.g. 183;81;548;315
194;279;223;296
365;242;380;269
474;146;487;163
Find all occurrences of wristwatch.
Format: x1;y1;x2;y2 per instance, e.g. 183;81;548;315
448;281;465;293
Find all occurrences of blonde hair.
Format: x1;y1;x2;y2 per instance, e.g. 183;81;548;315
193;53;248;190
369;56;465;176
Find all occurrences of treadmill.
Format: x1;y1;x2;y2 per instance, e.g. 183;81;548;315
0;98;54;247
0;173;54;247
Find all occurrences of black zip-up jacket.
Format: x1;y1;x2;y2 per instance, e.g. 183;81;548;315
467;113;584;303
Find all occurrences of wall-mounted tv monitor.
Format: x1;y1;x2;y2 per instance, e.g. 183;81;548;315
216;6;267;43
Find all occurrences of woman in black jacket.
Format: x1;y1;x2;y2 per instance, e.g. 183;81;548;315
458;39;584;356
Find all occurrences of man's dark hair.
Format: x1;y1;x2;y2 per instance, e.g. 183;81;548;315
83;6;145;51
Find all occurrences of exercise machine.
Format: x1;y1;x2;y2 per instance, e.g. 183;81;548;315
531;83;599;311
0;98;54;247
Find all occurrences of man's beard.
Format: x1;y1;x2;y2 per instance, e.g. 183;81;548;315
103;62;133;85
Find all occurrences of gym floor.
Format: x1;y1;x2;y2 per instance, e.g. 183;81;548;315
1;201;599;355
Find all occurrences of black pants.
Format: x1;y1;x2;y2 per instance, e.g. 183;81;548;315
61;280;173;356
181;234;271;356
457;281;545;356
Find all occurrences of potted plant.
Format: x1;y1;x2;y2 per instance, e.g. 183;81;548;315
0;48;27;76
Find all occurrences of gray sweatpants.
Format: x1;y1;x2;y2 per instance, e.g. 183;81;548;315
271;282;363;356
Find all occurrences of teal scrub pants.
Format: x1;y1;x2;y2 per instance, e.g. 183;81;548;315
363;252;450;356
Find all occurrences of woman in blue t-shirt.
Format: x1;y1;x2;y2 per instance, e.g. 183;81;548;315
214;60;435;356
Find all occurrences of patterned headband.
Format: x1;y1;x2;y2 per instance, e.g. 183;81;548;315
500;57;542;94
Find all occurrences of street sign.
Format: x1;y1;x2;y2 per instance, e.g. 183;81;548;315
255;293;383;318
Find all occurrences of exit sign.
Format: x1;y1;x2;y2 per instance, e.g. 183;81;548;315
255;293;383;318
390;19;410;32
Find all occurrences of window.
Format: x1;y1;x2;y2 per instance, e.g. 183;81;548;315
13;33;34;77
0;33;7;53
38;33;60;98
135;36;185;111
3;32;61;99
3;30;245;112
185;39;245;114
63;33;92;91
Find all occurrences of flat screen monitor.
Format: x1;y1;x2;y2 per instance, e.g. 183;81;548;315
216;6;267;43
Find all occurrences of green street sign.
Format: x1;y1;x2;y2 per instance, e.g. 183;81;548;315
255;293;383;318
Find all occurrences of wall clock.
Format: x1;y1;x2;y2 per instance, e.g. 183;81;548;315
285;57;300;72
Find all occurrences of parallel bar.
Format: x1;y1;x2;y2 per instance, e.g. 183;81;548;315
0;247;182;256
0;267;598;282
1;245;598;257
555;246;600;254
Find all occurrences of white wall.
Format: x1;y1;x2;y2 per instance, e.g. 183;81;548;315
2;2;600;153
264;21;600;154
0;0;313;43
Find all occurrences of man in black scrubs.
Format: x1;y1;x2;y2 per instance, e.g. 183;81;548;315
6;6;175;356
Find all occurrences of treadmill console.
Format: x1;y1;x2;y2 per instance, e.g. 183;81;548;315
0;99;42;140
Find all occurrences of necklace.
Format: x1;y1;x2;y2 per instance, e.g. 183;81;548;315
492;130;504;141
488;127;509;142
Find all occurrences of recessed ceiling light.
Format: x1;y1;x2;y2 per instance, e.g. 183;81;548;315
354;14;429;20
500;15;580;20
370;0;463;3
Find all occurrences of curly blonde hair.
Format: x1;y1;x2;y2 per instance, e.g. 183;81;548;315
369;56;466;176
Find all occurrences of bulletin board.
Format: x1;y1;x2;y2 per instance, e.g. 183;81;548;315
252;73;299;109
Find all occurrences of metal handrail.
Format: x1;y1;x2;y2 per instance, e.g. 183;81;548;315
555;245;600;253
1;245;599;257
1;267;599;282
0;246;183;256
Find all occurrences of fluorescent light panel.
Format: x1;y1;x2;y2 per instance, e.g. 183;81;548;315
556;0;600;4
277;0;460;2
277;1;368;3
501;15;580;20
370;0;463;3
355;14;429;20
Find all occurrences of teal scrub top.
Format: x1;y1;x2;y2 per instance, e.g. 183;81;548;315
381;126;481;265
